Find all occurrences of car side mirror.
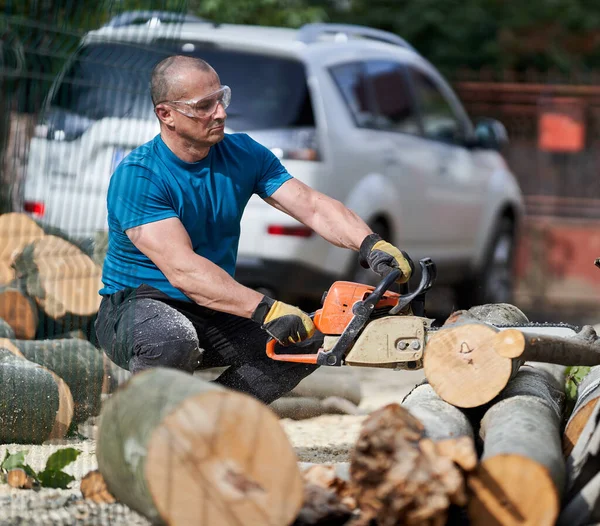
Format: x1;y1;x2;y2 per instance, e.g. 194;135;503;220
472;118;509;151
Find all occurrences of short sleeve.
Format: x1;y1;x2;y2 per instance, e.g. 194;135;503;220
252;139;293;198
108;163;177;231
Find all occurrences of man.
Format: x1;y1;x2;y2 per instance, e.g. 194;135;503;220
95;55;413;404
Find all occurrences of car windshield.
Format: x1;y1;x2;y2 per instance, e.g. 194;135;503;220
50;41;314;129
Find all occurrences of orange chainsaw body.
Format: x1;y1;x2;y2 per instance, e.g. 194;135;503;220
313;281;400;335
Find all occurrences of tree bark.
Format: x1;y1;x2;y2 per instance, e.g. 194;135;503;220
12;235;102;322
557;471;600;526
0;317;15;338
96;368;304;526
348;403;472;526
10;337;104;423
0;285;38;340
468;365;565;526
0;347;73;443
425;303;529;408
102;355;131;395
564;366;600;456
401;382;475;442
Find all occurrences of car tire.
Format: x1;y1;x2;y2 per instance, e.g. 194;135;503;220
455;217;516;309
347;220;390;286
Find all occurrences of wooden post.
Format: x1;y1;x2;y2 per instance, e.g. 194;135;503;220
96;368;304;526
468;365;565;526
564;366;600;456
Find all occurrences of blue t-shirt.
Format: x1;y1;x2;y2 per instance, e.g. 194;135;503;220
100;133;292;301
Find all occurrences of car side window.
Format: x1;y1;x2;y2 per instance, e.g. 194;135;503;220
363;60;420;135
329;62;377;128
408;67;465;144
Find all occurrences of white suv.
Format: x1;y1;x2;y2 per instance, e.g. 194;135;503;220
22;17;524;308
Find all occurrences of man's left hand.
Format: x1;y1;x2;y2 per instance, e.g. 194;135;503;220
359;234;414;284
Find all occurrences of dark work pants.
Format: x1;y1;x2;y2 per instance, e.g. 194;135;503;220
94;285;320;404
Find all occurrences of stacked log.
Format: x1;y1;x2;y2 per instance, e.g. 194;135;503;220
96;367;304;526
0;285;38;339
564;366;600;455
0;212;44;287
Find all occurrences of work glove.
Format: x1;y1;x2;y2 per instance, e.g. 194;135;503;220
251;296;315;345
358;233;414;284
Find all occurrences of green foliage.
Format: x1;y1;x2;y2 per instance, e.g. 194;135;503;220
565;366;591;402
0;447;81;489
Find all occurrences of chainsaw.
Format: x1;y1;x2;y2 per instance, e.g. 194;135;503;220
265;258;581;370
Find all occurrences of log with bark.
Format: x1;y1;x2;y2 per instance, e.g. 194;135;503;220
0;212;45;286
564;366;600;456
425;303;600;408
0;344;74;443
12;235;102;328
0;317;15;338
348;403;475;526
468;364;566;526
0;285;38;339
8;337;104;423
96;367;304;526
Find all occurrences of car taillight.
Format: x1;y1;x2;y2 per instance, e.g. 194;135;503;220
248;128;321;162
268;225;313;237
24;201;45;217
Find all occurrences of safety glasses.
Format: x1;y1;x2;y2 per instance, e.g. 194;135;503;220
158;85;231;118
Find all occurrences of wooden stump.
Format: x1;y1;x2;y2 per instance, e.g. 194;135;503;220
10;338;104;422
425;304;529;408
564;366;600;456
96;368;304;526
0;285;38;339
401;382;474;441
0;346;73;443
468;365;565;526
13;235;102;323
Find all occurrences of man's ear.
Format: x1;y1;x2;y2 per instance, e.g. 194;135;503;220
154;104;175;127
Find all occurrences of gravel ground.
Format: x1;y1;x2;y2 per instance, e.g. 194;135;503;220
0;367;423;525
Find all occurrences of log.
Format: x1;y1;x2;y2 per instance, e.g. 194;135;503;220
293;484;354;526
557;471;600;526
0;212;45;263
348;403;472;526
12;235;102;322
0;347;73;444
468;365;566;526
0;317;15;338
285;367;362;406
81;470;116;504
96;368;304;526
0;259;14;287
401;382;475;441
425;303;530;408
9;338;104;423
564;366;600;456
7;468;34;489
102;355;131;395
270;396;361;420
0;285;38;340
0;338;74;440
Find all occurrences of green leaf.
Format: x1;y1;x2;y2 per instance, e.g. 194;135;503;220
22;465;39;481
1;450;28;472
37;470;75;489
44;448;81;472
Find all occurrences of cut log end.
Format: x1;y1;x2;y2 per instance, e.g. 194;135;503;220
468;454;560;526
424;324;513;408
492;329;526;359
145;390;304;526
7;468;34;489
0;288;38;340
563;398;599;457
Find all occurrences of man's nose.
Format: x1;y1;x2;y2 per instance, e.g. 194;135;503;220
214;100;227;119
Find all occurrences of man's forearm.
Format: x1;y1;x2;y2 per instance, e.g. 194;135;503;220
168;254;264;318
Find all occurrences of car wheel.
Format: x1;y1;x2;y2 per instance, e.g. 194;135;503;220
455;218;516;308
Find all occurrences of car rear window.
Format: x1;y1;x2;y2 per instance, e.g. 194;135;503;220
50;41;315;130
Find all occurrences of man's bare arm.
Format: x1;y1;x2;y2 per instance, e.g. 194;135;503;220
265;178;373;251
126;217;263;317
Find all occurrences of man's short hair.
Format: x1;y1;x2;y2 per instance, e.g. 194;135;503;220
151;55;213;105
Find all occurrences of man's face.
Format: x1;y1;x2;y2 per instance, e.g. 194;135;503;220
157;68;227;147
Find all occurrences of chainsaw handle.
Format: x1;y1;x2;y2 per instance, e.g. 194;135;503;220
265;339;319;364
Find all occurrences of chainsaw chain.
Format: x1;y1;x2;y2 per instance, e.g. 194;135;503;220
426;321;582;333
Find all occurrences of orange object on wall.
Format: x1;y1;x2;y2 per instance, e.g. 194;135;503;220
538;97;585;153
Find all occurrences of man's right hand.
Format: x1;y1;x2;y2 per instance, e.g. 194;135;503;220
251;296;315;345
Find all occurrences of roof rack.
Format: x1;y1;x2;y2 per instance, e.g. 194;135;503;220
103;10;208;28
297;23;414;50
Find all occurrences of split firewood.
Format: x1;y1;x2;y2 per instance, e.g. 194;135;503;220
0;346;74;443
12;235;102;324
0;317;15;338
348;403;474;526
8;337;104;423
270;396;361;420
80;470;116;504
7;468;34;489
564;366;600;456
402;382;475;442
96;368;304;526
0;285;38;339
468;364;566;526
